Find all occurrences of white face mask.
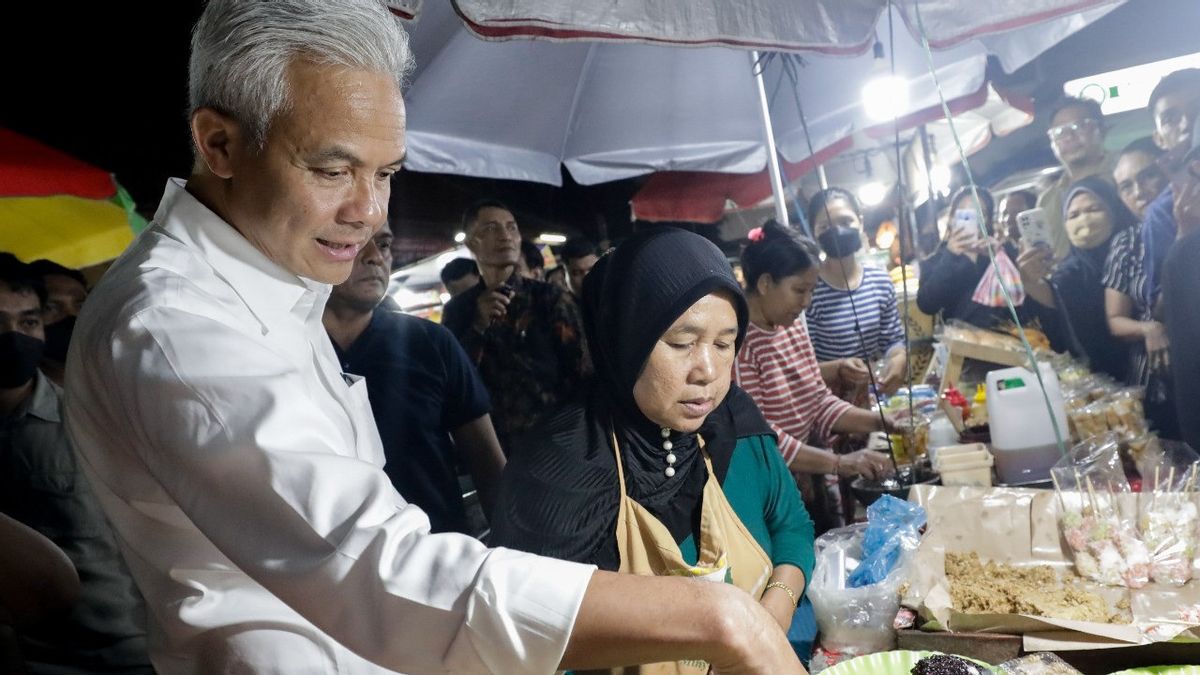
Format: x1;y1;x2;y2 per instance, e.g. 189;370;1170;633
1065;194;1114;250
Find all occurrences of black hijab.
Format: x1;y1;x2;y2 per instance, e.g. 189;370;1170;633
490;227;773;570
1049;176;1133;380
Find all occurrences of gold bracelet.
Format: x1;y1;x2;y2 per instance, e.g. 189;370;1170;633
764;581;798;608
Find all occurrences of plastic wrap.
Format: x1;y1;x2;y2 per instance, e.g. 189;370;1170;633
1052;434;1148;588
1138;445;1200;586
849;496;926;588
807;523;910;657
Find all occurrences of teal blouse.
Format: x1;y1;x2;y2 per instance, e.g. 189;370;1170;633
677;433;815;591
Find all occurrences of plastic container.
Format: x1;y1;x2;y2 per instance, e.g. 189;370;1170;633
986;363;1070;484
926;413;959;464
933;443;995;487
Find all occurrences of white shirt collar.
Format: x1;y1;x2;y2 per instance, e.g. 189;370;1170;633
154;179;330;332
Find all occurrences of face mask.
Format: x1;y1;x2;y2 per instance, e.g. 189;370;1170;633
0;331;44;389
1067;214;1112;249
818;225;863;258
43;316;76;363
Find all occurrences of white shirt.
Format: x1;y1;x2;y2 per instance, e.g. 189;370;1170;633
64;179;594;675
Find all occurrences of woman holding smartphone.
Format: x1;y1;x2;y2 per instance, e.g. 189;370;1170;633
916;186;1029;329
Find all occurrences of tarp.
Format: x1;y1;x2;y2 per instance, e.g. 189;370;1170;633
0;128;146;268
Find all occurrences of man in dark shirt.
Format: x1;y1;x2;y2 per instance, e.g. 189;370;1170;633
323;225;505;534
1143;68;1200;305
560;237;600;298
441;200;589;450
0;254;152;674
440;257;480;299
1163;119;1200;451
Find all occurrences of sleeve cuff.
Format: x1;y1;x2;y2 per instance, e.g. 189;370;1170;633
464;548;596;675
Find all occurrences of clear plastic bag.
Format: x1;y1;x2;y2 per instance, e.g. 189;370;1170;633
1052;434;1148;587
1138;444;1200;586
808;505;920;657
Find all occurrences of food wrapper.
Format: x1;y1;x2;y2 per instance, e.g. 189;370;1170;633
907;485;1200;652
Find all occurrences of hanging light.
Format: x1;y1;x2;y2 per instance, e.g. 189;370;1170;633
930;165;953;196
857;154;889;207
537;232;567;244
861;41;909;123
453;231;466;243
858;181;888;207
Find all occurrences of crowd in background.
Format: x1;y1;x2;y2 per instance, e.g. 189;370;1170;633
2;47;1199;673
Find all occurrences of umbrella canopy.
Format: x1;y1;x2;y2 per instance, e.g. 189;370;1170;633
449;0;1122;55
0;128;147;268
631;84;1035;223
398;1;1118;187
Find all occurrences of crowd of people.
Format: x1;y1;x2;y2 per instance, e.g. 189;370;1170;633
2;0;1199;673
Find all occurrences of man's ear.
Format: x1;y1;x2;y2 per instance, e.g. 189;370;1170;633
190;107;245;179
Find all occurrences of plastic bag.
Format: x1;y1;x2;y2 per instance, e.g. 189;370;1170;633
1052;434;1148;587
849;495;926;588
807;519;915;658
1138;444;1200;586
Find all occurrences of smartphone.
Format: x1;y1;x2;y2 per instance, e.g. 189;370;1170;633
952;208;981;246
1016;207;1053;249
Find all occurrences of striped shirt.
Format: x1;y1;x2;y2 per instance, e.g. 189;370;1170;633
807;266;904;363
734;318;855;464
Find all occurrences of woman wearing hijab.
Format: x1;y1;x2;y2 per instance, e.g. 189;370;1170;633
804;189;907;397
917;186;1029;329
1019;176;1131;381
734;222;897;534
491;228;815;672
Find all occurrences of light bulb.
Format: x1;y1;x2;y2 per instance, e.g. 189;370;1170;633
862;74;909;122
858;181;888;207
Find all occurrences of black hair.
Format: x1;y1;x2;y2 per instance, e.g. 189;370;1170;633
740;220;820;293
440;257;479;285
461;198;514;231
949;184;996;226
1119;136;1165;160
0;253;47;308
806;187;862;228
1001;189;1037;211
520;240;544;271
1049;96;1105;129
28;259;88;289
1149;68;1200;117
560;237;600;264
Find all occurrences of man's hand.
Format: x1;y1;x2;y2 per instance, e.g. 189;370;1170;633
1145;321;1170;371
1173;167;1200;237
472;287;512;333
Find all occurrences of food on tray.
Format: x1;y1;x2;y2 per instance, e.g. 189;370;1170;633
945;553;1122;624
910;653;990;675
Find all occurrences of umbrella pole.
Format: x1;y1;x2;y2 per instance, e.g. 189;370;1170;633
750;51;789;228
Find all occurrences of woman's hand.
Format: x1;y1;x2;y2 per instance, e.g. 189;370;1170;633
836;449;895;481
1017;244;1053;284
878;350;907;395
1144;321;1170;371
836;358;870;389
946;228;979;261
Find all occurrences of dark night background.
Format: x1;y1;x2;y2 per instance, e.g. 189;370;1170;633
2;1;1197;258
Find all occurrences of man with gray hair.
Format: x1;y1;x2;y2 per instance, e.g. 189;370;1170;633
63;1;804;674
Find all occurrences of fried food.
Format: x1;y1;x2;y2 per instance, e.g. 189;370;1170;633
945;552;1123;624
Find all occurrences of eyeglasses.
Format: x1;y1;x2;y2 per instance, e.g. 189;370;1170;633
1047;118;1099;142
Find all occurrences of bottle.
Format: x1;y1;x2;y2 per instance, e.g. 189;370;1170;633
970;383;989;425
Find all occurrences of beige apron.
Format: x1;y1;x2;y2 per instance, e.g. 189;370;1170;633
599;432;774;675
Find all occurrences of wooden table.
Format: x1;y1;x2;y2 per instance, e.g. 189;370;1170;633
897;629;1200;671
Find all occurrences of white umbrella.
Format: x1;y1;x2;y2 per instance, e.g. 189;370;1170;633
399;1;1118;193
